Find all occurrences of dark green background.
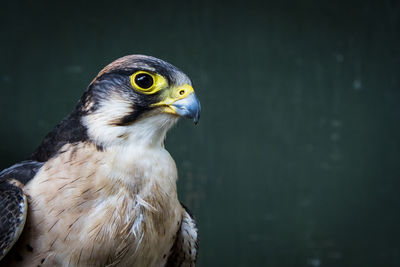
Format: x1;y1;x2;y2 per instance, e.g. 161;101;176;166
1;0;399;266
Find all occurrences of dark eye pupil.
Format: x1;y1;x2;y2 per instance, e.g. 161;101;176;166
135;73;154;89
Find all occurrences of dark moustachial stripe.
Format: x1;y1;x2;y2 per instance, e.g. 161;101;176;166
92;72;161;126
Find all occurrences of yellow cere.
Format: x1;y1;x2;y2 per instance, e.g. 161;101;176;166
130;71;168;95
151;84;195;108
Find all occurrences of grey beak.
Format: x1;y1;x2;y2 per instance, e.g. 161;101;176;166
171;93;201;124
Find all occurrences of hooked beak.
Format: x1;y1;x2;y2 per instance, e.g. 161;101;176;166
151;84;201;124
171;92;201;124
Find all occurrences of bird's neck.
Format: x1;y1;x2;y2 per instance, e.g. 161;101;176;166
103;115;180;195
122;114;178;148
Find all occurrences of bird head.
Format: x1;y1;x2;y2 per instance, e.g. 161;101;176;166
79;55;201;148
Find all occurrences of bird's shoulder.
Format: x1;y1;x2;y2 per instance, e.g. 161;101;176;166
0;160;44;185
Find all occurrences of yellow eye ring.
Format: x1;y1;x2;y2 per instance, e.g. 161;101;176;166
130;71;166;94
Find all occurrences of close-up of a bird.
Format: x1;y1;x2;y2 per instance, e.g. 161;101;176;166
0;55;200;266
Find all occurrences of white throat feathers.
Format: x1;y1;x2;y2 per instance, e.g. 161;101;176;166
82;91;179;149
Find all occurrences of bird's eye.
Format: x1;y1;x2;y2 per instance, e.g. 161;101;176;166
130;71;166;94
134;73;154;89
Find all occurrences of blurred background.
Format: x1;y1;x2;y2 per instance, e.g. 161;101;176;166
1;0;399;266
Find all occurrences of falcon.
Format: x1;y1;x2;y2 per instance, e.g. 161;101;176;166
0;55;200;266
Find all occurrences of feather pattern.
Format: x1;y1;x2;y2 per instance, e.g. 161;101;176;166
166;207;199;267
3;139;183;266
0;55;199;266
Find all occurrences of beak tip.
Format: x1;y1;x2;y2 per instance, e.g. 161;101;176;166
172;93;201;124
194;104;201;125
